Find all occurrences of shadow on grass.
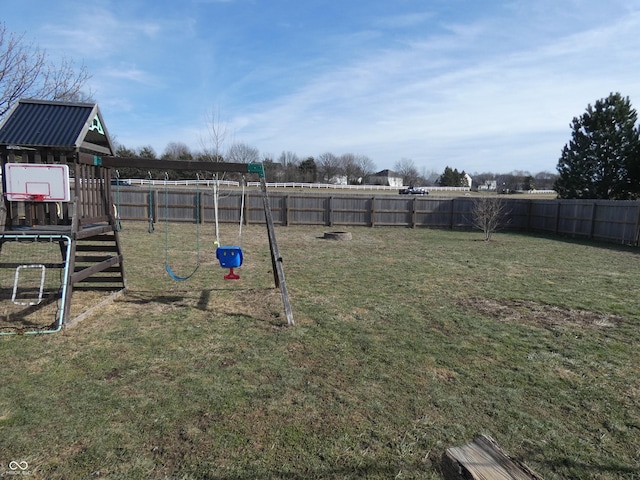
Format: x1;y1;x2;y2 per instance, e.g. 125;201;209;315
523;231;639;255
118;289;288;327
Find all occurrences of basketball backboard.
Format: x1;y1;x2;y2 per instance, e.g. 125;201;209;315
4;163;71;202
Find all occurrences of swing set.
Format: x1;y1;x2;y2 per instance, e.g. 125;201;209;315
0;99;293;331
99;155;294;326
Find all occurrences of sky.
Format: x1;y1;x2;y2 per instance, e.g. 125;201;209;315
3;0;640;176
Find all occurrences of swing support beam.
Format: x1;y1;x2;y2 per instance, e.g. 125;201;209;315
79;154;294;326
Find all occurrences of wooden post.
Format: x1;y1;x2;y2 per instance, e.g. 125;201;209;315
411;197;417;228
442;435;543;480
589;201;597;239
260;178;294;326
370;196;376;227
62;197;80;325
283;194;289;226
450;198;455;229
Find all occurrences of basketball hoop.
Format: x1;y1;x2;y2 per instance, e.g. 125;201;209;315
3;193;48;201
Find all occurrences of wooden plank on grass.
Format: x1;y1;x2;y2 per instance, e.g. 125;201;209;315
442;434;543;480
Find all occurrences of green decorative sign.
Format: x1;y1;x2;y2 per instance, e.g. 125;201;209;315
89;115;105;135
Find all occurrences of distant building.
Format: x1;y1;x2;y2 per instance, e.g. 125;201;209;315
329;175;348;185
478;180;497;191
368;169;403;187
463;173;473;188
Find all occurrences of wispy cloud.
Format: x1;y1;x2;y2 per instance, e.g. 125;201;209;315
42;9;162;58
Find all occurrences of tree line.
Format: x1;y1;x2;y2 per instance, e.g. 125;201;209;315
112;141;560;190
112;142;381;183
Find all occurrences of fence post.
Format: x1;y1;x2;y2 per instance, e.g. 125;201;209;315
589;201;597;239
412;197;417;228
370;196;376;227
281;194;288;226
450;198;455;229
327;196;333;227
242;190;248;225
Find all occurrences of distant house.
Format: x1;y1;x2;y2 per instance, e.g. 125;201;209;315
478;180;497;191
368;169;403;187
329;175;348;185
463;173;473;188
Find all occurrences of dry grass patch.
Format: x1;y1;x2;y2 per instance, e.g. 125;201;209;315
460;296;624;330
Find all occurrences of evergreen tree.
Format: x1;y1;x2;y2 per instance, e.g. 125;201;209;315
438;166;467;187
298;157;317;182
555;92;640;199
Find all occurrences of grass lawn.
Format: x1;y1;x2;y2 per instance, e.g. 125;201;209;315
0;222;639;479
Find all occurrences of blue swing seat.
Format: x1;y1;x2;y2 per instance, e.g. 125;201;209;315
216;246;243;268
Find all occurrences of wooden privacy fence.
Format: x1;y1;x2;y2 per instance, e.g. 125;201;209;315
112;187;640;246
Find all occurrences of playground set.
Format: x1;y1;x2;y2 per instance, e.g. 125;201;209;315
0;99;293;334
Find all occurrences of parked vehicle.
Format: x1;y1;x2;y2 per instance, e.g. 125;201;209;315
111;179;131;186
399;186;428;195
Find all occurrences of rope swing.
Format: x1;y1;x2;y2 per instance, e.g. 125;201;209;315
164;173;201;281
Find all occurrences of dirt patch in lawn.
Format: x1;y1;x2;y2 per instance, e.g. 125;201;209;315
460;297;624;330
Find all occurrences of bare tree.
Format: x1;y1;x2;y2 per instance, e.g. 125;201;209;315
278;151;300;182
394;158;420;186
199;107;229;162
471;196;509;241
354;154;376;183
162;141;192;161
0;23;91;118
227;142;260;164
278;151;299;167
340;153;361;184
317;152;342;182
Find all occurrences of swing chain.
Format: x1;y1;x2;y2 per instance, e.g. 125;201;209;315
238;175;245;247
114;169;122;232
148;171;154;233
163;171;201;281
